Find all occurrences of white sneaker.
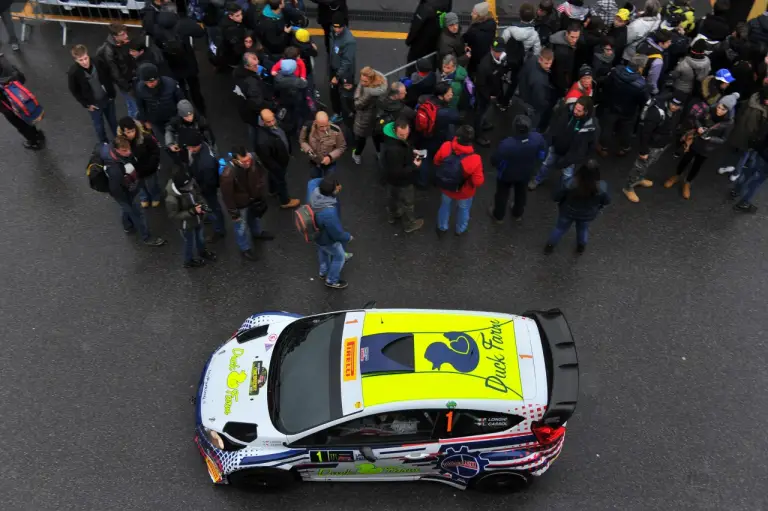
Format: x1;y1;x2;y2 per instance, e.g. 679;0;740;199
730;173;741;182
718;166;735;174
352;151;362;165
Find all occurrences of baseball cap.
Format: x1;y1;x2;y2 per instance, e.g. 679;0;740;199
579;64;592;78
670;91;686;106
492;37;505;50
715;69;735;84
172;170;192;190
616;8;630;21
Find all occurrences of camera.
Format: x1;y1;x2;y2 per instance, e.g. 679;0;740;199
196;203;212;214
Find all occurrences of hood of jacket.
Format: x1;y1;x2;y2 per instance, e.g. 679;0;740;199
167;180;188;198
383;121;400;140
637;38;664;55
614;64;646;89
378;95;404;115
116;119;146;144
549;30;573;48
262;4;282;19
309;187;338;211
684;55;710;75
444;65;468;82
747;92;768;115
156;11;178;29
449;137;475;155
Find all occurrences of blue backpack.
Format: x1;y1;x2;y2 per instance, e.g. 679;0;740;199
434;151;468;191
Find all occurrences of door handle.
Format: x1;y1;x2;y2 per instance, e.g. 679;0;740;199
405;453;430;460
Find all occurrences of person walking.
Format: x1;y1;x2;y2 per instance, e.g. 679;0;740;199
718;86;768;180
299;111;346;177
183;129;226;242
732;135;768;213
544;160;610;255
101;136;166;246
309;175;352;289
622;0;661;62
665;93;738;199
135;63;184;142
328;12;356;124
219;147;274;261
405;0;452;64
218;3;247;69
434;125;484;236
0;54;44;149
253;108;301;209
0;0;20;51
351;66;387;164
165;168;217;268
117;116;162;208
381;118;425;233
489;115;547;222
68;44;117;144
97;23;138;118
307;0;347;54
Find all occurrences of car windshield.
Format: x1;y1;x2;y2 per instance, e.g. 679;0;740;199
269;313;346;434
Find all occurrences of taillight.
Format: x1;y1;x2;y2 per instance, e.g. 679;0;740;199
532;422;566;445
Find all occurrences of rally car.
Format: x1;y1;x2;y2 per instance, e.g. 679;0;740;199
194;307;579;492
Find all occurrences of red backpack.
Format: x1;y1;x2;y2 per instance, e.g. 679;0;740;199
414;98;438;137
1;81;44;124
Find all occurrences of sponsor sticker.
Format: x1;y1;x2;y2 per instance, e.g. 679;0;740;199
249;360;268;396
343;337;358;381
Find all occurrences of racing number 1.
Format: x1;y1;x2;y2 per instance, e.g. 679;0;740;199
446;411;453;433
315;451;323;462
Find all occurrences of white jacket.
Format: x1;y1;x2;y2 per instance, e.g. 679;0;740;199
501;23;542;56
622;14;662;61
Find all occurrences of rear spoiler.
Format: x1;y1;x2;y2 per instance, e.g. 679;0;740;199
523;309;579;427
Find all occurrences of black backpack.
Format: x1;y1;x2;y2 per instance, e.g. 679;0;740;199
86;143;110;193
434;150;469;191
505;35;527;72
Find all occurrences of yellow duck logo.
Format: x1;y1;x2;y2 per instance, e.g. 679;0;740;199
227;370;247;389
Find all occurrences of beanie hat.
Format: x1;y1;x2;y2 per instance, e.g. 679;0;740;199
472;2;490;17
295;28;310;43
280;59;297;75
513;115;531;136
128;38;146;52
718;92;740;111
172;170;192;190
118;116;136;131
416;57;433;72
691;39;708;54
578;64;592;78
139;63;159;82
179;128;203;147
177;99;195;118
444;12;459;26
331;11;346;26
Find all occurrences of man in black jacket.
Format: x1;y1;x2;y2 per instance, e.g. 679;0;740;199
68;44;117;144
182;129;226;241
406;0;452;64
373;82;415;153
0;54;45;149
234;52;272;133
254;109;300;208
381;118;425;233
549;22;581;99
623;92;685;202
308;0;348;54
473;36;507;147
518;47;554;129
135;63;184;142
97;23;138;117
128;38;172;81
141;0;170;39
259;0;292;58
219;3;247;68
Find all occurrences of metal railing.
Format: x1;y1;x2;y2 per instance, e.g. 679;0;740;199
382;51;436;80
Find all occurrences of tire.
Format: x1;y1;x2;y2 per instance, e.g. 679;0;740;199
227;468;296;490
471;471;530;493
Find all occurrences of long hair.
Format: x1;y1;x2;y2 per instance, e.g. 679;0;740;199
572;160;600;198
360;66;386;88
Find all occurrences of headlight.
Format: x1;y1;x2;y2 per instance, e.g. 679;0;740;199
205;428;225;450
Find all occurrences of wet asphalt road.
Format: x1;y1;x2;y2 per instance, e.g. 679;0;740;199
0;15;767;511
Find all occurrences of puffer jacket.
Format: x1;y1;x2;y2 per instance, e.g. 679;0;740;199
353;71;388;138
165;178;205;231
438;28;470;69
219;156;268;213
405;0;452;63
299;121;347;164
164;112;215;148
463;18;497;74
553;180;611;221
729;92;768;151
602;64;650;117
153;13;205;79
690;108;735;156
116;120;160;178
501;22;541;56
622;14;661;61
670;55;711;94
433;137;485;199
96;35;135;93
748;13;768;46
135;76;184;125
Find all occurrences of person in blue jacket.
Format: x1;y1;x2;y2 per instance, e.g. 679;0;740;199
489;115;547;222
308;175;353;289
544;159;610;255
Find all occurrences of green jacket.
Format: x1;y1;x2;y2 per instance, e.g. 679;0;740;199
165;179;206;231
440;65;467;109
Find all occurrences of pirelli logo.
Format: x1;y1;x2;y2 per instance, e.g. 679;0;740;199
343;337;358;381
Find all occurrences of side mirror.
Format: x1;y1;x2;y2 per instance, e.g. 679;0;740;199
360;446;377;462
362;301;377;309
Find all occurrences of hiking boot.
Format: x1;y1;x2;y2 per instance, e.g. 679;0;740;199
733;201;758;213
718;166;735;175
200;249;217;261
436;227;447;238
636;179;653;188
527;178;539;191
241;249;258;261
325;279;348;290
475;137;491;148
664;175;680;188
143;237;167;247
352;150;362;165
404;218;425;233
682;182;691;200
253;230;275;240
595;145;609;158
544;243;554;255
487;206;503;224
151;201;161;207
280;198;300;209
576;244;586;254
623;188;640;203
183;258;206;268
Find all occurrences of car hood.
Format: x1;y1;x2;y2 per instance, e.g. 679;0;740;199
198;314;298;442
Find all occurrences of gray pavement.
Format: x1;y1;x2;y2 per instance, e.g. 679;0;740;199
0;15;767;511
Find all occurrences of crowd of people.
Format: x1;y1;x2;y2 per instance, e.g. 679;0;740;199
1;0;768;289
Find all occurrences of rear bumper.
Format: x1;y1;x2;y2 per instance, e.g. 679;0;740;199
523;309;579;427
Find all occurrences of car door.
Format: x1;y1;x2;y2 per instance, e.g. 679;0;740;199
292;409;442;482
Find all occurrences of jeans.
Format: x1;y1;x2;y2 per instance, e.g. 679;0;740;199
533;147;575;186
122;91;138;118
180;225;206;263
138;173;162;203
734;157;768;204
202;190;226;234
437;194;473;234
627;146;666;188
117;196;150;241
493;180;528;220
233;206;263;251
0;8;18;44
310;162;336;178
387;184;417;226
88;100;118;144
547;214;590;246
316;241;346;284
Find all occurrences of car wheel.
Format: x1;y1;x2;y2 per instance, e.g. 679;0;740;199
227;468;296;490
471;471;530;493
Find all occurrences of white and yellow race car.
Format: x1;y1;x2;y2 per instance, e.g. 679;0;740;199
194;307;579;491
